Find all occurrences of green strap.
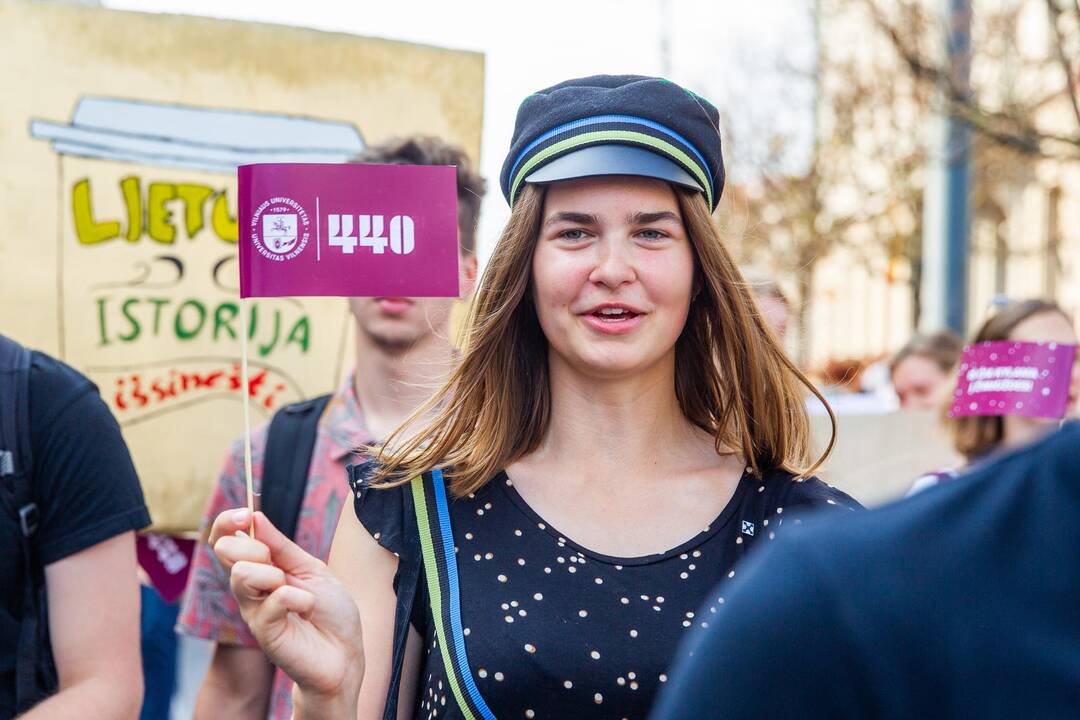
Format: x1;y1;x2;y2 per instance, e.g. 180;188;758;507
410;476;479;720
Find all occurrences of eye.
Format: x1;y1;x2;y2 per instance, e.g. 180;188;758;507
637;229;669;241
558;229;589;241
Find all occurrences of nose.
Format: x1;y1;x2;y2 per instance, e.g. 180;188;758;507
588;238;637;289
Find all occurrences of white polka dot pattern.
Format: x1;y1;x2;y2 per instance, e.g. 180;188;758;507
370;467;861;719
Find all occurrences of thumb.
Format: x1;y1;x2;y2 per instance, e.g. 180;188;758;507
252;511;323;576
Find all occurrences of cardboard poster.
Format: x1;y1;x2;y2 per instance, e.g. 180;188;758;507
949;340;1077;419
0;0;483;531
239;163;460;298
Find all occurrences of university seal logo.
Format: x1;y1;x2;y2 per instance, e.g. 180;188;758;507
250;196;310;261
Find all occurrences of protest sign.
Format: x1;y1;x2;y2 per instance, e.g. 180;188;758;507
0;0;483;531
239;163;460;298
949;340;1077;419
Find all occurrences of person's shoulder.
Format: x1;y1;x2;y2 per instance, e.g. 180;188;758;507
347;459;412;557
760;467;864;514
905;469;958;497
903;421;1080;524
782;424;1080;572
29;349;93;389
28;350;98;422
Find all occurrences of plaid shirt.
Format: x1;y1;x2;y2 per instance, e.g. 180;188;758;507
176;374;370;720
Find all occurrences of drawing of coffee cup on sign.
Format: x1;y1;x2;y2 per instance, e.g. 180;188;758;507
30;97;363;472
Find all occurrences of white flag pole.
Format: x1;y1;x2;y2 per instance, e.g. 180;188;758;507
239;296;255;537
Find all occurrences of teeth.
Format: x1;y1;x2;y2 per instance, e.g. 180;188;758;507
599;308;627;315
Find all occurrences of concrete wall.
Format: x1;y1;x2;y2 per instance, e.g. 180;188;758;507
812;410;960;506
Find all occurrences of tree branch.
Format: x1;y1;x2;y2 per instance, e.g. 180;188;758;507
864;0;1080;159
1045;0;1080;134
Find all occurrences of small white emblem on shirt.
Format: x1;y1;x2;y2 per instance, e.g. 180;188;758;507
741;521;755;537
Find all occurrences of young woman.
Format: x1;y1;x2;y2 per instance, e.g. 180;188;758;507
209;75;860;720
889;330;964;411
909;299;1079;494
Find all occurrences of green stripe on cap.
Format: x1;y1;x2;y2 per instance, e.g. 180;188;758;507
509;129;713;208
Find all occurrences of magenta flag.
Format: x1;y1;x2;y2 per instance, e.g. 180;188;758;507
949;340;1077;419
238;163;459;298
137;533;196;604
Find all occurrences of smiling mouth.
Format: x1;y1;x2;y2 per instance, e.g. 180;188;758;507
590;307;641;323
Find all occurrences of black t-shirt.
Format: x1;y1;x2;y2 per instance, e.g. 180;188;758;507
354;465;861;719
0;351;151;714
651;421;1080;720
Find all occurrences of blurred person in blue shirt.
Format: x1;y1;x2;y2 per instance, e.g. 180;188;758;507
650;420;1080;720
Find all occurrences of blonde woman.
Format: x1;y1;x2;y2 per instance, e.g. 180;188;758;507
209;75;860;720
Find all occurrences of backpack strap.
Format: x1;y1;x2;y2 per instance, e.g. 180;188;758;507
381;477;422;720
0;335;57;712
0;334;33;495
260;393;332;541
409;469;496;720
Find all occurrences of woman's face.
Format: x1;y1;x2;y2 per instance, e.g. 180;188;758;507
892;354;950;411
531;175;696;380
1008;310;1080;418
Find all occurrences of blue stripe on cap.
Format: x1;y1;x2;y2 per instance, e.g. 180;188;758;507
508;114;712;193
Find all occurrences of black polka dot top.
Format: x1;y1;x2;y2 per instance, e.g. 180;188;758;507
353;467;860;719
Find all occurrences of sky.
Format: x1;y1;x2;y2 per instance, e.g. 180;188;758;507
102;0;816;263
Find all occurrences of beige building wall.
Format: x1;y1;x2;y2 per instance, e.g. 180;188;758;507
807;247;915;367
803;0;1079;368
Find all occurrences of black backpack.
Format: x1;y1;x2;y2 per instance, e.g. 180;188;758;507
260;393;333;541
0;335;57;714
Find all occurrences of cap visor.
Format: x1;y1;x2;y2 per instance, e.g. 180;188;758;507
523;144;702;193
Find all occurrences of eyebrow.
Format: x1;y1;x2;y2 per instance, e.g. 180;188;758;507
628;211;680;225
543;211;598;228
542;210;680;228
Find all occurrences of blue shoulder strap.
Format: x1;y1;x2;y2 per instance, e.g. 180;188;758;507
410;469;497;720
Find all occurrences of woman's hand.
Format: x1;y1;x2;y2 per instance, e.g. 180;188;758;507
209;509;364;707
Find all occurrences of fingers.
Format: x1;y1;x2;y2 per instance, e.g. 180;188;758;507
208;508;255;548
210;510;320;577
251;512;326;576
230;559;286;601
213;530;270;565
249;585;318;641
211;529;271;575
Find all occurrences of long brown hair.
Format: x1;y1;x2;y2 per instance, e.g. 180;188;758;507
371;184;836;496
946;298;1069;460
